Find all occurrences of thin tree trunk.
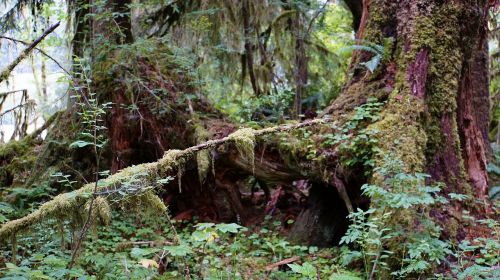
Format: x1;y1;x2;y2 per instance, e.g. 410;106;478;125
41;58;48;103
292;13;307;119
242;0;260;96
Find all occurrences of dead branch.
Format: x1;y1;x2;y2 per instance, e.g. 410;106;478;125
29;110;63;138
0;89;27;98
265;256;300;271
0;36;70;75
0;21;60;83
0;101;34;117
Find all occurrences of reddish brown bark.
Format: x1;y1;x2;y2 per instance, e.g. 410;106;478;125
109;92;135;172
292;12;308;119
457;44;490;202
407;49;429;99
356;0;371;40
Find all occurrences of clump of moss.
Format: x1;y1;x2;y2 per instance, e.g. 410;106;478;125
0;136;39;186
140;191;167;213
159;149;183;169
158;149;187;192
361;0;396;44
84;196;112;226
369;95;428;174
195;125;210;184
228;128;256;173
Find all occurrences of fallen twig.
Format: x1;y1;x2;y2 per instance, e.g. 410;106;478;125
265;256;300;271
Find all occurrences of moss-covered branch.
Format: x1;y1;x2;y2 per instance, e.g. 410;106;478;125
0;118;328;241
0;35;70;75
0;21;60;83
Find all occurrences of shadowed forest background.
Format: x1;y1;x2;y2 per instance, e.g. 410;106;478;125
0;0;499;279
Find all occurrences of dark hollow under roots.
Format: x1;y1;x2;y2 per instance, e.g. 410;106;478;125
162;167;356;247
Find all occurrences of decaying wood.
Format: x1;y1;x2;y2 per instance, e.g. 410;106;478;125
265;256;300;271
332;174;353;213
0;21;60;83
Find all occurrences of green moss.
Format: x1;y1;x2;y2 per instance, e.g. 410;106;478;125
411;4;469;193
0;136;34;158
409;5;462;150
369;102;427;173
228;128;256;173
140;191;167;213
83;196;112;234
362;0;396;47
0;136;39;186
367;3;470;191
194;125;210;184
447;218;459;239
159;149;186;192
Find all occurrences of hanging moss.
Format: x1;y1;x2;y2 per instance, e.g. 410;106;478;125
228;128;256;173
159;149;186;192
84;196;112;226
194;125;210;185
140;191;167;213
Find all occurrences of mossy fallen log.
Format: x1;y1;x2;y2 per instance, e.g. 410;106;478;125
0;118;328;241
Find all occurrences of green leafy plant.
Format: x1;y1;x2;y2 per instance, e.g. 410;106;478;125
322;98;384;168
340;157;451;279
449;215;500;280
288;262;318;279
66;56;112;270
0;202;15;223
341;41;385;73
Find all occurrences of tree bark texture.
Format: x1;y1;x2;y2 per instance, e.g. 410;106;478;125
329;0;491;199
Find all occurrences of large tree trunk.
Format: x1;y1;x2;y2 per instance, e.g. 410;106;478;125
333;0;490;195
300;0;492;242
